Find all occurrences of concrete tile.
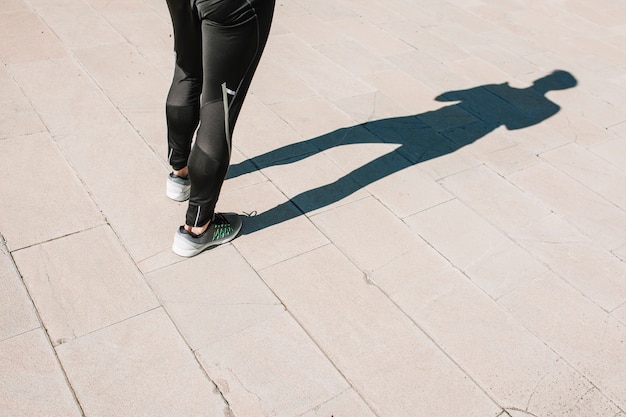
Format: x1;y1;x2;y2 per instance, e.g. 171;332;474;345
0;133;104;250
197;312;349;417
299;389;376;417
467;45;538;79
372;248;608;414
27;0;125;50
270;96;355;139
74;42;168;110
316;124;398;173
56;124;179;262
264;33;373;101
280;12;344;46
135;247;182;275
0;236;38;341
447;56;511;87
146;244;283;348
368;243;457;297
232;94;312;161
383;21;470;62
333;91;406;124
508;162;626;251
489;28;547;59
293;0;357;22
428;22;491;52
405;198;512;270
367;163;454;218
0;11;67;63
325;0;404;25
12;225;158;345
250;58;317;105
9;57;125;135
510;123;573;155
121;105;167;163
462;130;518;159
541;142;626;210
581;73;626;110
387;50;467;92
315;40;394;76
499;271;626;411
0;63;46;139
56;308;229;417
562;0;626;27
222;181;330;270
440;164;551;233
509;214;626;312
556;90;625;132
613;302;626;327
335;17;414;57
90;4;173;77
222;147;267;194
415;145;483;181
508;381;622;417
549;387;625;417
0;0;30;12
0;329;82;417
260;245;499;417
589;137;626;172
312;197;426;272
482;143;542;176
362;69;440;115
608;120;626;139
260;150;371;216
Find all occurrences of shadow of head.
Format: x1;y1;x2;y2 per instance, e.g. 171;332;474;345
533;70;578;94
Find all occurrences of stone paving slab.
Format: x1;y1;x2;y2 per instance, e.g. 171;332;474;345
1;0;626;416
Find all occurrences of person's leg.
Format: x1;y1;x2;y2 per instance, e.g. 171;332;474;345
185;0;275;233
164;0;202;175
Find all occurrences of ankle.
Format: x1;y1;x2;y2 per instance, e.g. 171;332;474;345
173;166;188;178
185;221;210;236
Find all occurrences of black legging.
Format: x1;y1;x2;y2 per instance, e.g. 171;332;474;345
165;0;275;227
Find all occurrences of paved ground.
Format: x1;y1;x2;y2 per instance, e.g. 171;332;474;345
1;0;626;416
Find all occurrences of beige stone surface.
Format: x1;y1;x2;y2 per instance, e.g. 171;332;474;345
260;245;500;417
371;246;614;414
405;198;512;270
225;181;330;270
500;272;626;411
312;196;426;272
441;164;550;233
299;389;377;417
27;0;125;50
0;10;67;64
0;133;104;250
146;244;283;348
510;214;626;312
508;162;626;251
9;58;126;135
0;62;46;139
0;329;82;417
56;124;178;262
2;0;626;415
541;142;626;210
197;312;349;417
56;308;229;417
12;225;158;344
0;237;38;341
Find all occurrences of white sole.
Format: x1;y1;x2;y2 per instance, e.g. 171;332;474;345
166;179;190;202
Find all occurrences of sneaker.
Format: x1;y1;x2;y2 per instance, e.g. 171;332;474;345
166;173;190;202
172;213;242;257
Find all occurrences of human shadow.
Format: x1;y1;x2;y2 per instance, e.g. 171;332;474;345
228;70;577;233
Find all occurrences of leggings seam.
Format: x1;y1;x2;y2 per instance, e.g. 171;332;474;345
229;0;260;112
